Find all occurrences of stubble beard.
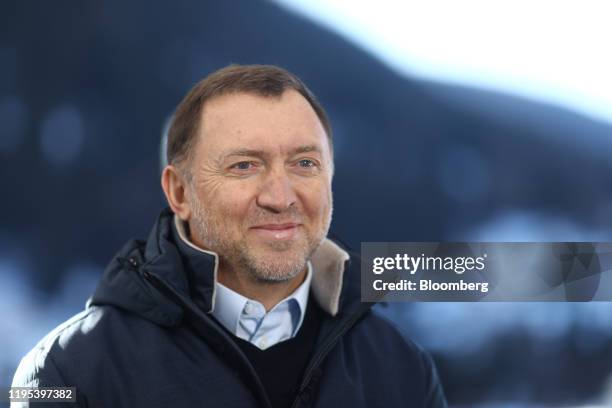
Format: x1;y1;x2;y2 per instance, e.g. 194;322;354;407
189;191;332;283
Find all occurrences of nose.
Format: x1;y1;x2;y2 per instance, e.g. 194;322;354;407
256;168;298;213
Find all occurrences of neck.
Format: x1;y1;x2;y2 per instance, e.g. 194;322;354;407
217;264;307;311
179;217;308;311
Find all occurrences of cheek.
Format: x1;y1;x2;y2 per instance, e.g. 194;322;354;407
300;183;332;221
198;184;254;223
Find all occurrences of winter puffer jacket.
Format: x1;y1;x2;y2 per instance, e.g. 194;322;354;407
12;208;447;408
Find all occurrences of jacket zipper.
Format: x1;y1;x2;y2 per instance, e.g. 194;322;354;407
141;268;274;408
290;304;371;408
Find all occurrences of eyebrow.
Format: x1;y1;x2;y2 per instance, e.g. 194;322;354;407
290;145;322;155
224;148;267;159
222;145;322;160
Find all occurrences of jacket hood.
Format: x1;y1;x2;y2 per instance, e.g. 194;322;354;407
90;208;363;328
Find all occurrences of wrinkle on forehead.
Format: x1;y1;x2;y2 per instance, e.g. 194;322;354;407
199;91;327;148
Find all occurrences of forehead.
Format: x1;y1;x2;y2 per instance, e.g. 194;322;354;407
197;90;328;157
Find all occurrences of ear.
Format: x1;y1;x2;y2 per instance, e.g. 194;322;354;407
161;165;191;221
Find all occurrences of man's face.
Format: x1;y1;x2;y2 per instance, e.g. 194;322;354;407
185;90;333;283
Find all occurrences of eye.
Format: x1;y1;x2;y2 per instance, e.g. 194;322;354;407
228;161;260;174
232;161;253;170
293;158;321;174
298;159;316;168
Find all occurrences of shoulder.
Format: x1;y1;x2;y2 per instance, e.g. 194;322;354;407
12;304;143;387
13;307;96;386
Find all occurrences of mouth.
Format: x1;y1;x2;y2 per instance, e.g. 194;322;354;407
250;223;301;240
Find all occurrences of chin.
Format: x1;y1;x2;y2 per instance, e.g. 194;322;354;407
255;247;306;265
250;234;306;252
246;247;309;281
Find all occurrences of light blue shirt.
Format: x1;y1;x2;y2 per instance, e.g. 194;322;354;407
211;262;313;350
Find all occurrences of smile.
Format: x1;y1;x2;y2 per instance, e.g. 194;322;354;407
250;223;301;240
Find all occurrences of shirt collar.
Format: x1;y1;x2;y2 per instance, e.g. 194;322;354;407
289;261;312;333
212;262;313;337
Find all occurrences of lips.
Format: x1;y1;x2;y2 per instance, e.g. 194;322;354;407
251;223;299;230
250;223;301;240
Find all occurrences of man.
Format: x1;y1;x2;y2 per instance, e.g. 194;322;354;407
12;65;447;407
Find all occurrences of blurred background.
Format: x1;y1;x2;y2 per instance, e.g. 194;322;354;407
2;1;612;407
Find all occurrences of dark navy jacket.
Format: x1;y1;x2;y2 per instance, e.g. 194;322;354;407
12;208;447;407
